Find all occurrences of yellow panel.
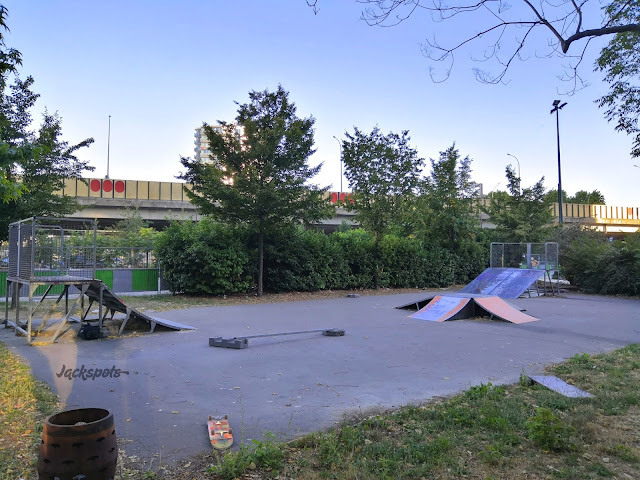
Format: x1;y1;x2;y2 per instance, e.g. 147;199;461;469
160;182;171;201
148;181;160;200
138;181;149;200
63;178;77;196
76;179;89;197
171;182;183;201
125;180;138;199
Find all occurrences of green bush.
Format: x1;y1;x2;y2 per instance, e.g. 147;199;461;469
561;230;640;296
155;219;251;295
525;407;576;452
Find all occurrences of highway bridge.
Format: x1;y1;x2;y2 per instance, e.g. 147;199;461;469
61;177;640;233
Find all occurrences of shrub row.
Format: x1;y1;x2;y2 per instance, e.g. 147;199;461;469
561;231;640;296
155;220;489;295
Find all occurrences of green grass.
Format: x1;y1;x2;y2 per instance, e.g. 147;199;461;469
0;342;59;480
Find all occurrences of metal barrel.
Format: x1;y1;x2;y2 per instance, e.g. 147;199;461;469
38;408;118;480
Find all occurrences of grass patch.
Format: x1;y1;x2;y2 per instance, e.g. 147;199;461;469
0;341;59;480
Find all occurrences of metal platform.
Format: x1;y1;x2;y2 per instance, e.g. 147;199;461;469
4;279;194;344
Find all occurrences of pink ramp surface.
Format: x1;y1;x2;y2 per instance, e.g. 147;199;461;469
409;295;471;322
474;296;539;324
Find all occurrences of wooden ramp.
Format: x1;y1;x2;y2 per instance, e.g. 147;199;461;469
408;295;539;324
83;280;196;334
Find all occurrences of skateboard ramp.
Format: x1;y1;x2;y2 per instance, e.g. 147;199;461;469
460;268;543;299
474;296;539;324
408;295;539;324
84;280;195;334
409;296;472;322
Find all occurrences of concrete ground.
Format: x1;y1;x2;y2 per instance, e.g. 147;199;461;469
1;291;639;465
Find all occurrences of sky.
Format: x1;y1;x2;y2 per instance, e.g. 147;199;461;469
2;0;638;206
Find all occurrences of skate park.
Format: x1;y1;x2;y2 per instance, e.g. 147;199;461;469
2;220;640;464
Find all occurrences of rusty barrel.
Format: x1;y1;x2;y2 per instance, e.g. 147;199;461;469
38;408;117;480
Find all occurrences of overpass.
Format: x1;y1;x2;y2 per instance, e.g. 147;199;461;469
61;177;640;233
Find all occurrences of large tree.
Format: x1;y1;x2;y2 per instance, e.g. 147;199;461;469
415;144;481;253
482;166;553;242
0;5;25;202
596;0;640;158
307;0;640;158
340;126;424;288
0;7;94;238
179;86;331;296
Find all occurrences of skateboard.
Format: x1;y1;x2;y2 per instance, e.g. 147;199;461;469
208;415;233;450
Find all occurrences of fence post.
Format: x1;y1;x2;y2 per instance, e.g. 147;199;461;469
157;265;161;294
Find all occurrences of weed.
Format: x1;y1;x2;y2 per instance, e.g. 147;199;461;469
525;407;576;452
465;382;504;400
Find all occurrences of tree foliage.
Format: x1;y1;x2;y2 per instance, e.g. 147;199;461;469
308;0;640;86
415;144;481;251
179;86;332;295
544;188;606;205
596;0;640;158
340;126;424;288
482;166;553;242
0;6;93;232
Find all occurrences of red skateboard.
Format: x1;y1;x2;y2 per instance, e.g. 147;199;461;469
208;415;233;450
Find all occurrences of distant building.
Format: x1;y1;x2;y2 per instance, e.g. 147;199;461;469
194;124;243;164
194;125;222;164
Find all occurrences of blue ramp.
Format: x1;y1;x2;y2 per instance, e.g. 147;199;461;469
460;268;543;299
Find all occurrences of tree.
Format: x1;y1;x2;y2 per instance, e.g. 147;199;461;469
0;87;94;239
415;144;481;252
544;188;605;204
0;6;93;230
482;166;553;242
179;86;332;296
596;0;640;158
0;5;25;202
340;126;424;288
307;1;640;157
308;0;639;84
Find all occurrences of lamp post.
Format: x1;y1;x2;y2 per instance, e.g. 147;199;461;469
332;135;343;193
550;100;567;223
506;153;521;193
106;115;111;179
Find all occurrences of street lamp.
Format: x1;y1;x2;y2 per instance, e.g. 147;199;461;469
332;135;343;193
506;153;521;193
550;100;567;223
106;115;111;179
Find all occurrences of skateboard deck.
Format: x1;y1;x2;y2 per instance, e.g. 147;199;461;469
208;415;233;450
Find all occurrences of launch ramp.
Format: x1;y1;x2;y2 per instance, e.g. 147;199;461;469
409;295;539;324
83;280;195;335
460;268;544;299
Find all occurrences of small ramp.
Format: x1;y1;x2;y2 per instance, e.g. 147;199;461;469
409;296;472;322
460;268;543;299
529;376;592;398
474;296;539;324
408;295;539;324
84;280;195;334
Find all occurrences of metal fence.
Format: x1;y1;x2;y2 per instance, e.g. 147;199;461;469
490;242;559;270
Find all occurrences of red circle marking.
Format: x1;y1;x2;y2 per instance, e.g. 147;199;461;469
115;180;125;193
90;179;101;192
330;192;338;203
103;180;113;192
339;193;346;201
